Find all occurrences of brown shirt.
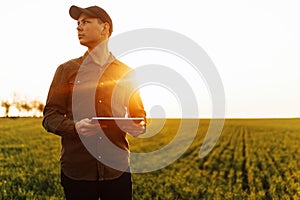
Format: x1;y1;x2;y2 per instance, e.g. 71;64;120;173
42;52;146;181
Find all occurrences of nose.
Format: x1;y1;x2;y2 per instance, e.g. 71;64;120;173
77;24;83;32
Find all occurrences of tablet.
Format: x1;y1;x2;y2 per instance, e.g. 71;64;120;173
91;117;144;123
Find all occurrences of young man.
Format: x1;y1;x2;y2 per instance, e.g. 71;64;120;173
42;5;146;200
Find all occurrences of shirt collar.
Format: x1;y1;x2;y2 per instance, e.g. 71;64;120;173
82;40;115;67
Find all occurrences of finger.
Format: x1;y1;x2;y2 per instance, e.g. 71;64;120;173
139;120;146;126
84;132;97;137
127;127;145;136
79;129;97;137
129;130;144;137
82;118;91;123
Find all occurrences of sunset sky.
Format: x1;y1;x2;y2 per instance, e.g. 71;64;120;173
0;0;299;118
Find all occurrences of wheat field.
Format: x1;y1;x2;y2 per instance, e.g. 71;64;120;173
0;118;300;199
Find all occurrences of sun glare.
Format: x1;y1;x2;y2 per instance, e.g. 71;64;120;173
139;85;182;118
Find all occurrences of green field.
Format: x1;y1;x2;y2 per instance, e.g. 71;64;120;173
0;118;300;199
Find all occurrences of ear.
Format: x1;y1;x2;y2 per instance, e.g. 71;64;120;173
101;23;110;36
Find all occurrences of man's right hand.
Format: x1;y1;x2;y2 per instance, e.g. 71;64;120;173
75;118;101;137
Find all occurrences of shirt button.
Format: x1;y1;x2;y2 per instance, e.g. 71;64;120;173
98;156;102;159
99;136;102;140
99;100;103;103
100;82;104;86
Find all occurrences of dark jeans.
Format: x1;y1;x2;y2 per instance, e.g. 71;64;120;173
61;171;132;200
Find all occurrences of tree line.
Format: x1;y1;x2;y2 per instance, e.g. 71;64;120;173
1;99;44;118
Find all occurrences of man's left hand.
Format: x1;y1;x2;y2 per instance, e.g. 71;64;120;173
121;120;146;137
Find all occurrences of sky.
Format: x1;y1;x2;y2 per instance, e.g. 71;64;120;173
0;0;299;118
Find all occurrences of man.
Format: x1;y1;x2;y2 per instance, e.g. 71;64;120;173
42;5;146;200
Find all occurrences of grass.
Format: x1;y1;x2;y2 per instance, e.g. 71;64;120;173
0;117;300;199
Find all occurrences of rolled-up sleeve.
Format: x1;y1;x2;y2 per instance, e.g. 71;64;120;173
125;71;146;119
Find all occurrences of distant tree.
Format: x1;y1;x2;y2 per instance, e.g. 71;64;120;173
1;95;45;117
22;102;32;113
37;103;45;113
31;100;45;117
1;101;11;117
15;101;32;115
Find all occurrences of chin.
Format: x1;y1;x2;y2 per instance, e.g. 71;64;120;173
79;41;88;47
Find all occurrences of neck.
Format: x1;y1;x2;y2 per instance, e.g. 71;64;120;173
88;39;110;66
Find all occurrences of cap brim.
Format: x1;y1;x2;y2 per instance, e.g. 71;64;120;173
69;5;97;20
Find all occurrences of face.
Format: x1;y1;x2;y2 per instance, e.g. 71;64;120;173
77;13;108;50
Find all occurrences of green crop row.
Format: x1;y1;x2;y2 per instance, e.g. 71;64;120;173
0;118;300;199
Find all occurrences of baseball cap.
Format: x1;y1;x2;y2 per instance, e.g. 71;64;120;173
69;5;113;35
